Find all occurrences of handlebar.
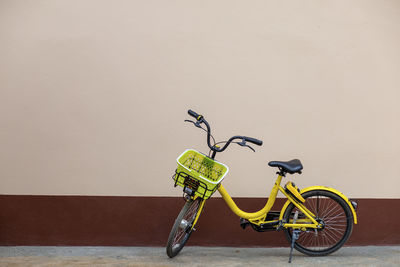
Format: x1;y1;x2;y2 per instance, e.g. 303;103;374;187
188;109;202;120
186;109;263;154
243;136;263;146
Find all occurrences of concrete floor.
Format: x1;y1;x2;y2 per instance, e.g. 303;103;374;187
0;246;399;266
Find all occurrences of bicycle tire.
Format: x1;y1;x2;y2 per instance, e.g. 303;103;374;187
166;198;203;258
283;190;353;256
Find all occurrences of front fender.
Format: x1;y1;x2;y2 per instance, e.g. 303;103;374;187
279;186;357;224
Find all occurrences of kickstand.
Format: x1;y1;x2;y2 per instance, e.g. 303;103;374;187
288;211;300;263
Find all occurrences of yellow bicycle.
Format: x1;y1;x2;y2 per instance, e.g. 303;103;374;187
166;110;357;262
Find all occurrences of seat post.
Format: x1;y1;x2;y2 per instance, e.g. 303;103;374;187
277;167;287;177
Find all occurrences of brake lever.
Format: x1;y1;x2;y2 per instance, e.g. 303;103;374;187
184;119;202;128
234;140;256;152
244;144;256;152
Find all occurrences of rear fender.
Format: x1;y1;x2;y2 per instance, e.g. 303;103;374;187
279;186;357;224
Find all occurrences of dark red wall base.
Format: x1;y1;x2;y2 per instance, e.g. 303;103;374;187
0;195;399;246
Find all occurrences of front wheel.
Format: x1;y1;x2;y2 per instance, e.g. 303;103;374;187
166;197;204;258
283;190;354;256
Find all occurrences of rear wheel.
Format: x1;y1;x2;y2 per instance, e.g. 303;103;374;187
166;198;203;258
283;190;353;256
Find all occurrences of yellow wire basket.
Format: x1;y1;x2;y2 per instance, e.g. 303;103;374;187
173;149;229;199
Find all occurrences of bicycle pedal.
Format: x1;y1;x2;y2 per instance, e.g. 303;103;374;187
239;218;250;229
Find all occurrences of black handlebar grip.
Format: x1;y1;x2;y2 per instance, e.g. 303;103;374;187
188;109;201;120
244;136;263;146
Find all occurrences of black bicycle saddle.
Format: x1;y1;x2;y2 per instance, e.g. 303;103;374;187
268;159;303;174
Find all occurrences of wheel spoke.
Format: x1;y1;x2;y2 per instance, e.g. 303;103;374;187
325;226;345;233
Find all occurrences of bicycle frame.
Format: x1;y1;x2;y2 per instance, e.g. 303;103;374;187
217;175;320;229
191;175;357;233
189;175;319;231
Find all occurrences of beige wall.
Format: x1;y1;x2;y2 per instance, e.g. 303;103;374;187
1;0;399;198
